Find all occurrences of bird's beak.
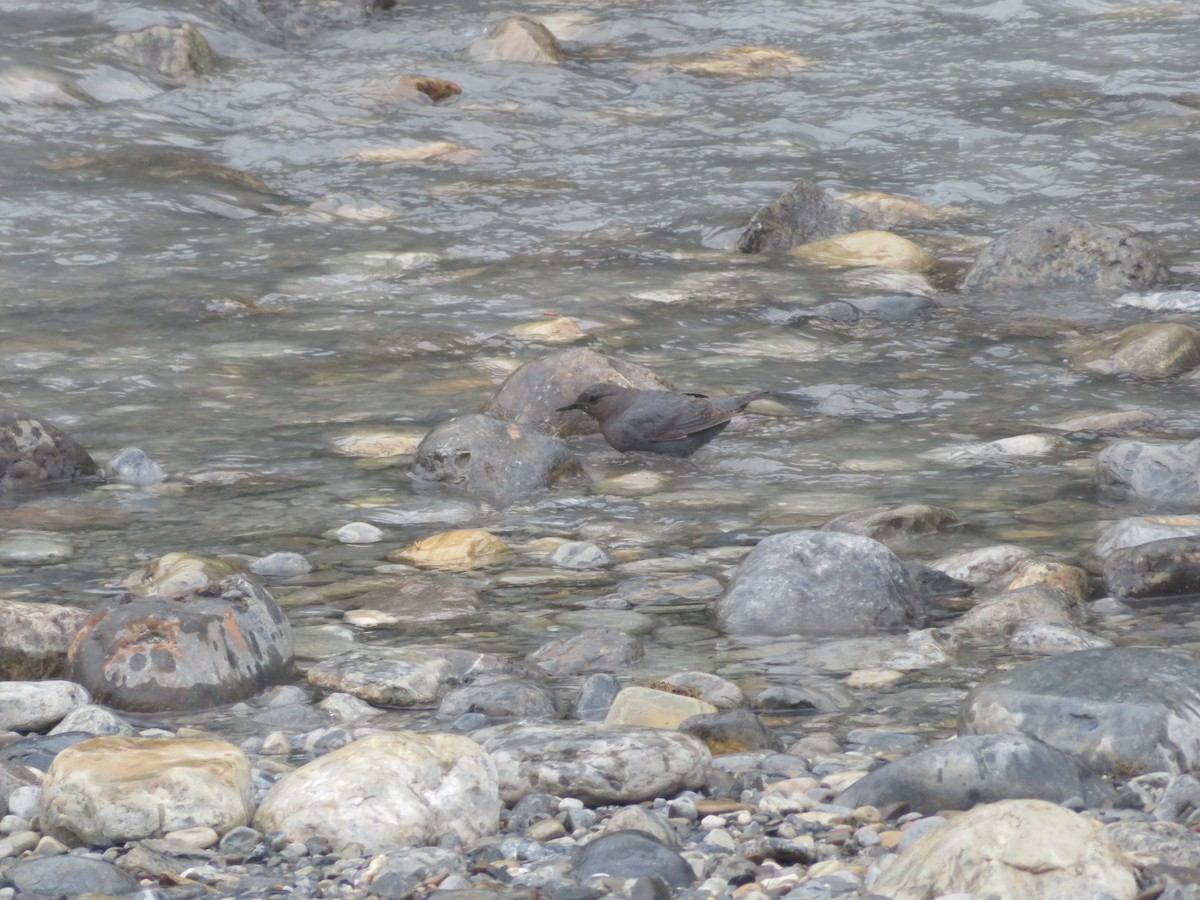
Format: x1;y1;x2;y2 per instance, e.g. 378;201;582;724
556;401;581;412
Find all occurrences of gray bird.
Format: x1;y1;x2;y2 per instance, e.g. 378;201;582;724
557;383;768;457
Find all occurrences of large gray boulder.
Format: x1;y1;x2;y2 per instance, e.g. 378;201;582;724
836;734;1113;814
409;413;583;506
68;575;293;713
1097;439;1200;505
715;530;926;635
960;214;1168;292
960;647;1200;775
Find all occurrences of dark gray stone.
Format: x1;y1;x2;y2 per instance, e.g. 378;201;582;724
836;733;1113;814
437;674;558;722
960;214;1168;292
679;708;781;753
571;831;694;888
571;673;619;721
736;180;868;253
0;409;97;489
8;856;138;897
410;413;584;506
1097;439;1200;505
0;732;95;772
1103;536;1200;600
220;824;264;860
715;530;926;635
960;647;1200;775
68;575;294;713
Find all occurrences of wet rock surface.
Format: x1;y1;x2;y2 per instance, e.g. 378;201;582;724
0;410;97;489
960;213;1169;292
409;413;584;505
68;575;294;712
715;530;925;635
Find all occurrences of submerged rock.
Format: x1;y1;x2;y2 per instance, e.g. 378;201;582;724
106;23;216;80
1097;438;1200;505
960;647;1200;775
0;410;97;489
409;413;583;505
1065;323;1200;378
68;575;294;713
715;530;926;635
467;15;564;65
960;213;1168;292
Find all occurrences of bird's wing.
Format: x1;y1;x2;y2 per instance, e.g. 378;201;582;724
640;397;737;442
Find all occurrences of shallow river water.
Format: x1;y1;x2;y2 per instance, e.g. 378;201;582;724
3;0;1200;746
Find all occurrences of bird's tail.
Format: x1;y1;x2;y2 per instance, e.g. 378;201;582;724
738;390;770;410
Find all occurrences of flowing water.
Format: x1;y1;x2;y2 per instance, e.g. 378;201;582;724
2;0;1200;742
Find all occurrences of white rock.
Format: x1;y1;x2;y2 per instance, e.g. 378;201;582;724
253;731;499;853
335;522;384;544
869;798;1136;899
0;681;90;732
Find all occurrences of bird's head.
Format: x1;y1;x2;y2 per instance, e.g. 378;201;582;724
556;383;628;417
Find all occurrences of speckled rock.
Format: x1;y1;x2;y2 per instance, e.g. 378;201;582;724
960;214;1167;292
0;410;97;488
476;722;711;804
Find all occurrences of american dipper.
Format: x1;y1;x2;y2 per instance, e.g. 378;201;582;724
557;383;769;457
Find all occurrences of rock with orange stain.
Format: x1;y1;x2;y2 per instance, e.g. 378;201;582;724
389;528;512;572
68;575;293;713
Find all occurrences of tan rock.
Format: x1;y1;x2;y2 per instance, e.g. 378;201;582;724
40;736;253;847
389;529;513;571
845;669;904;689
468;16;564;65
1006;560;1089;601
870;799;1136;899
385;74;462;103
331;430;424;458
790;230;936;271
604;685;718;729
665;46;809;77
508;316;586;343
121;552;243;596
951;585;1080;638
838;191;951;227
1066;323;1200;378
352;141;477;164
